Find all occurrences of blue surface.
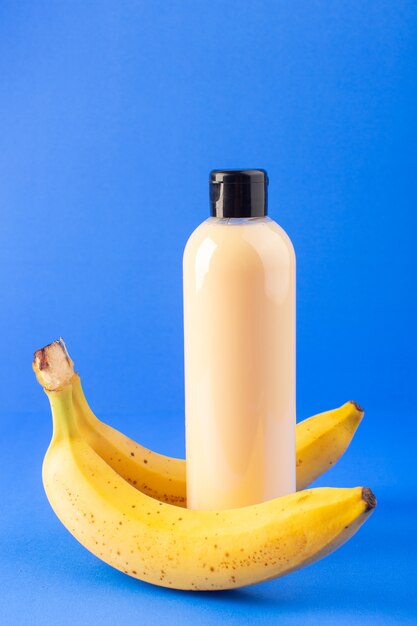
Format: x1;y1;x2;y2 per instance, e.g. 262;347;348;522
0;1;416;624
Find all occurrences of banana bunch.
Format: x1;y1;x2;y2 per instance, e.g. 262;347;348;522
33;339;376;591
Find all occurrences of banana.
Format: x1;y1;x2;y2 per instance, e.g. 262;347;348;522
33;339;364;506
42;381;376;590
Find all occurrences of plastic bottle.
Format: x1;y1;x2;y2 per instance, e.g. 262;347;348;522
183;169;296;510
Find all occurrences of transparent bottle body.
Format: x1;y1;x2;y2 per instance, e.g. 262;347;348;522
183;216;296;510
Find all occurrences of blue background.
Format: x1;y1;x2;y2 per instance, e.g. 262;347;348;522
1;1;416;624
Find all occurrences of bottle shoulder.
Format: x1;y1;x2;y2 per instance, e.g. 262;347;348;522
263;219;296;258
183;217;295;267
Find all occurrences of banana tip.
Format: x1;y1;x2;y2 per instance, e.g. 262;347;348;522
362;487;377;511
349;400;364;413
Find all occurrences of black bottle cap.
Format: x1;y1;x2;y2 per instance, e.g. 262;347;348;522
209;169;268;218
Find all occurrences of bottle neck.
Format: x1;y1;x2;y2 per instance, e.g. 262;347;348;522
207;216;271;226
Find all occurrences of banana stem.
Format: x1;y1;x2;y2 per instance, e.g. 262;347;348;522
71;374;99;427
33;338;74;391
47;385;80;443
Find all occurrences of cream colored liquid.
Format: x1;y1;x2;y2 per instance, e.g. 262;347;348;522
183;216;296;510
